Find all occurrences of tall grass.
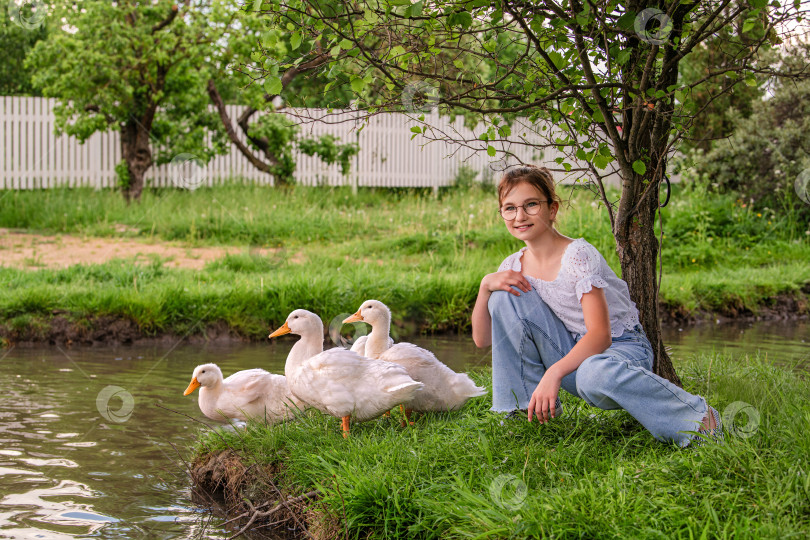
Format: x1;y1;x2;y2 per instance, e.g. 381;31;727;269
193;353;810;538
1;181;808;338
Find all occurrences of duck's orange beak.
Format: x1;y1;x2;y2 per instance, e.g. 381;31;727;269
183;377;200;396
269;321;291;338
342;310;363;324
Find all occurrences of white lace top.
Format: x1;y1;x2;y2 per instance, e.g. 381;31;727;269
497;238;640;339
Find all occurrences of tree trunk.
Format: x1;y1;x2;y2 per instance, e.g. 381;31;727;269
614;171;682;387
120;118;153;203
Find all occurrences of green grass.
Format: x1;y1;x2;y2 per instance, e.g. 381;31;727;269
192;354;810;538
0;181;808;339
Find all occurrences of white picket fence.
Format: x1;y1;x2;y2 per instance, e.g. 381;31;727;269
0;95;635;190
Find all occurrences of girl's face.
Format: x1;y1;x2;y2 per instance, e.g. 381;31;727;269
500;182;558;241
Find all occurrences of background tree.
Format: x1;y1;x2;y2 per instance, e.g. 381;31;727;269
205;7;360;185
256;0;809;384
689;42;810;225
675;0;770;153
25;0;239;202
1;1;48;95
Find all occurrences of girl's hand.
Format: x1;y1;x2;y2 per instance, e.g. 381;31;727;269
481;270;532;296
528;371;562;424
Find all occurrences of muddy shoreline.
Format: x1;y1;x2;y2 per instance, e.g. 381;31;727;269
191;450;338;540
1;291;808;346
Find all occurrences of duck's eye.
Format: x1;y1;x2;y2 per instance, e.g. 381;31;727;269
293;315;298;319
201;370;206;374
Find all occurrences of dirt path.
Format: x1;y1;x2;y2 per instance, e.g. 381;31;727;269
0;228;274;270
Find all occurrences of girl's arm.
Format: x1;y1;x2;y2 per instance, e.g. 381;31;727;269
472;270;532;348
528;286;612;422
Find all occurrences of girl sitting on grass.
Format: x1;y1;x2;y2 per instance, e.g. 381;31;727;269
471;165;723;447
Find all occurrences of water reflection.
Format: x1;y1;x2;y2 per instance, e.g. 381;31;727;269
0;319;806;538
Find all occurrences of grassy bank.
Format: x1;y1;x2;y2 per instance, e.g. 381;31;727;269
1;182;809;342
190;354;810;538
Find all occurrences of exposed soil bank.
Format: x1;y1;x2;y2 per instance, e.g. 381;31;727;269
1;289;808;346
191;450;338;539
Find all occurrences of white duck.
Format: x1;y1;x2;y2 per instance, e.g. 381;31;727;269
183;363;304;424
349;333;393;357
269;309;423;437
343;300;487;424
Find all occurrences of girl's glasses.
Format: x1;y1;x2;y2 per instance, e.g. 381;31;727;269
498;200;548;220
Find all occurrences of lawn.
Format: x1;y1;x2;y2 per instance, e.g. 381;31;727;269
0;180;808;341
191;353;810;538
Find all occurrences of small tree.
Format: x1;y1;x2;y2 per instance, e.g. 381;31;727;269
257;0;809;384
25;0;239;202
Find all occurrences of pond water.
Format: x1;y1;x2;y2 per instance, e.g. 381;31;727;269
0;320;807;538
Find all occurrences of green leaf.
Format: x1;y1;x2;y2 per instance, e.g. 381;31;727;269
617;49;632;65
264;76;283;95
594;154;610;170
290;32;302;50
617;12;636;30
632;160;647;175
744;74;758;87
410;126;422;134
743;20;756;33
455;11;473;29
339;38;353;50
350;77;366;93
547;51;564;69
487;145;496;157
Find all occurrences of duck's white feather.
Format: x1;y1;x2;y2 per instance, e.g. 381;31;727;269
349;300;487;412
189;364;304;424
281;310;423;423
350;334;394;356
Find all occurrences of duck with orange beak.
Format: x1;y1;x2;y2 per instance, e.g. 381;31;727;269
343;300;486;425
183;363;304;424
269;309;423;437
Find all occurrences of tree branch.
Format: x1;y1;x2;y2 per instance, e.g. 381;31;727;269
151;4;179;33
207;79;274;174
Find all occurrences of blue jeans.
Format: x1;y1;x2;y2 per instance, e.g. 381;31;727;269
488;288;708;447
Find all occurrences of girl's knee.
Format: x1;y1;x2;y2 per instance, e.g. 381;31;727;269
487;288;523;313
575;355;611;397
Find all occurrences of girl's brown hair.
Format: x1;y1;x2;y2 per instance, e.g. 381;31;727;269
497;165;562;210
